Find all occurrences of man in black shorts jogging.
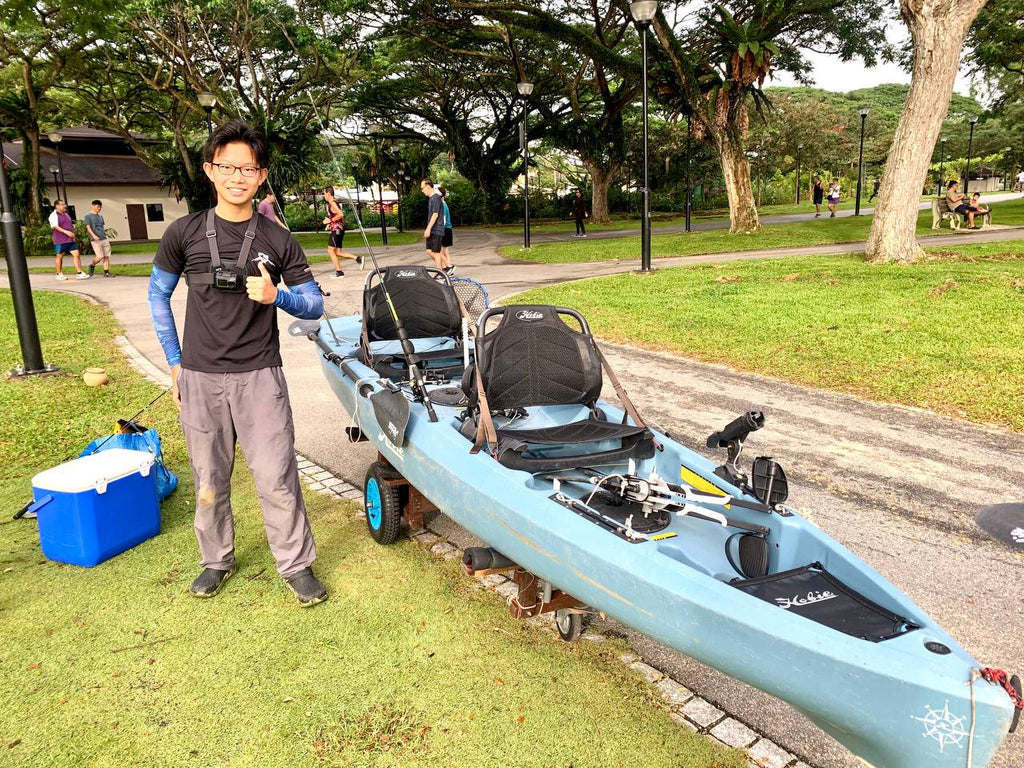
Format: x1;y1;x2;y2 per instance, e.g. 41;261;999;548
148;119;328;607
421;178;445;268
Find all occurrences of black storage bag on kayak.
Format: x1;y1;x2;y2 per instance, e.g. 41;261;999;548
732;562;918;642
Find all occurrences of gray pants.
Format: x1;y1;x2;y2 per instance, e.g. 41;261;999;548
177;367;316;578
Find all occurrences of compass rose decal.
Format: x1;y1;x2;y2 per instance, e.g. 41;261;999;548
911;700;968;752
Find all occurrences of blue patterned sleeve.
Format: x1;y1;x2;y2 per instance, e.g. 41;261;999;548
147;265;182;368
273;278;324;320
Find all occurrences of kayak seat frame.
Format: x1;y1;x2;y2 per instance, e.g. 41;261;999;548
463;305;655;472
359;266;466;378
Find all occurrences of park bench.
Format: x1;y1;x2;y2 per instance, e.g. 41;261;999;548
931;197;992;230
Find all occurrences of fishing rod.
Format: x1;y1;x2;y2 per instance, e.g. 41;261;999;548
305;96;438;423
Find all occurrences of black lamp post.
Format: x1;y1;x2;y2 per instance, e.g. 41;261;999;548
1004;146;1012;192
198;91;217;136
47;132;68;204
351;161;362;212
631;0;657;271
49;166;60;200
517;80;534;249
367;124;388;245
937;136;947;196
795;143;803;204
964;114;978;195
2;133;50;376
854;106;868;216
685;113;692;232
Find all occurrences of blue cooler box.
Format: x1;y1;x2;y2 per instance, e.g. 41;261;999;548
31;448;161;567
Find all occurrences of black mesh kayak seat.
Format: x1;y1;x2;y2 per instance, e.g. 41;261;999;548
461;305;655;471
359;266;465;377
732;563;919;642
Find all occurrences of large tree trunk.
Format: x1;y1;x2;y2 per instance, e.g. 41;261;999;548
20;61;43;224
583;159;618;223
865;0;987;263
718;132;760;233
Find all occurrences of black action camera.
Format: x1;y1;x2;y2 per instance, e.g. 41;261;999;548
212;265;246;292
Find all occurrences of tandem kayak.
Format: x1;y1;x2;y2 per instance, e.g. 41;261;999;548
294;266;1020;768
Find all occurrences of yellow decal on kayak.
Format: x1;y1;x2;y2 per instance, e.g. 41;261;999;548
650;532;677;541
679;467;730;508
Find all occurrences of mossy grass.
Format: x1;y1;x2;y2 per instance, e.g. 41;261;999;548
0;290;743;768
511;241;1024;431
502;198;1024;263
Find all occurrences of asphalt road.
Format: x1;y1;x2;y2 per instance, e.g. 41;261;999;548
4;211;1023;767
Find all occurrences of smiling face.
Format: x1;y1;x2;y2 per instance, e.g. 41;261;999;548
203;141;267;213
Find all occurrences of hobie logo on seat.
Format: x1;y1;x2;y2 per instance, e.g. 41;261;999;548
515;310;544;321
774;590;836;610
395;270;418;278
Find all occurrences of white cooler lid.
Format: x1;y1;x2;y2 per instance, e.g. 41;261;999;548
32;448;154;495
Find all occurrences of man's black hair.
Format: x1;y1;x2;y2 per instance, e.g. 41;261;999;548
54;199;65;205
91;199;102;206
202;119;269;168
947;180;957;189
421;178;434;188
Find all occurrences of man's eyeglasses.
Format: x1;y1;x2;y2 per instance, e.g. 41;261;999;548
209;162;263;178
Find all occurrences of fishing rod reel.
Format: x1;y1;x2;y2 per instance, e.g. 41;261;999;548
706;411;789;507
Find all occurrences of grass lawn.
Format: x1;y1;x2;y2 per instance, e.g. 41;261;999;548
0;290;743;768
510;241;1024;431
502;198;1024;263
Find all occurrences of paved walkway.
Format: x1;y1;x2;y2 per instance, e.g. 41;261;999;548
3;209;1023;768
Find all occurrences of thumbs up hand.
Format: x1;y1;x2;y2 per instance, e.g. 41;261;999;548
246;262;278;304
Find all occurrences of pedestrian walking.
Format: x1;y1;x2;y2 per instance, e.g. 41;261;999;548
438;185;455;276
49;199;87;280
827;180;841;217
570;189;588;237
420;178;445;268
868;178;880;203
812;176;825;217
147;119;328;607
1017;169;1024;193
83;199;114;277
258;191;286;228
322;186;362;277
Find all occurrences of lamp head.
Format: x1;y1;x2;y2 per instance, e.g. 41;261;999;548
49;165;59;174
197;91;217;110
969;114;979;125
47;131;62;144
630;0;658;24
797;144;803;151
517;81;534;97
859;106;869;118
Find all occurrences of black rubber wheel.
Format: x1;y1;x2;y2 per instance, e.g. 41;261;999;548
364;462;403;545
555;609;585;642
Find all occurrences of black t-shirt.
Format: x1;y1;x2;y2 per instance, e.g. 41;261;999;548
154;210;312;373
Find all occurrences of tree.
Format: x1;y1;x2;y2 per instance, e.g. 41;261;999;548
865;0;989;264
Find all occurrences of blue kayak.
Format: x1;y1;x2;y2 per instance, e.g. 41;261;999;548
296;268;1019;768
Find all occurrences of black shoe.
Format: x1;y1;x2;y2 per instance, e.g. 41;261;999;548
104;271;113;277
334;270;344;278
88;264;96;276
286;567;327;607
444;265;455;276
189;566;236;598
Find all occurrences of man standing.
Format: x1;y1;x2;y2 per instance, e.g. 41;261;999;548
257;191;286;228
1017;169;1024;193
147;119;328;607
83;200;114;277
570;189;588;238
420;178;445;268
49;199;88;280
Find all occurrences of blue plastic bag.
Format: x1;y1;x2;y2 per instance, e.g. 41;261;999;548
79;428;178;502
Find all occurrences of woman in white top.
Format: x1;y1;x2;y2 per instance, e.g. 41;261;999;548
827;181;841;217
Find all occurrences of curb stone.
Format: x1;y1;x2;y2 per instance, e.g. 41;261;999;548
114;335;808;768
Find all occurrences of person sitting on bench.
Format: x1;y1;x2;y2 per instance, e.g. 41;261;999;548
946;181;972;226
967;192;989;228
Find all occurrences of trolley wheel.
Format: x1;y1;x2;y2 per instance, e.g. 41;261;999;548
555;609;585;642
364;462;403;545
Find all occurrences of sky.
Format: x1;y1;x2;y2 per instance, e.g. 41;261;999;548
770;49;976;99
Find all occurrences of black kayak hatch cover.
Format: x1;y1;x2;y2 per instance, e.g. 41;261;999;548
975;503;1024;550
370;389;410;448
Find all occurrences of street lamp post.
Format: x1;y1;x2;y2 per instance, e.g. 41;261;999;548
47;132;68;203
49;166;60;199
1;133;49;376
938;136;947;196
631;0;657;271
351;161;362;212
854;107;868;216
795;143;803;204
198;91;217;136
685;113;692;232
517;81;534;249
1004;147;1012;192
964;114;978;195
